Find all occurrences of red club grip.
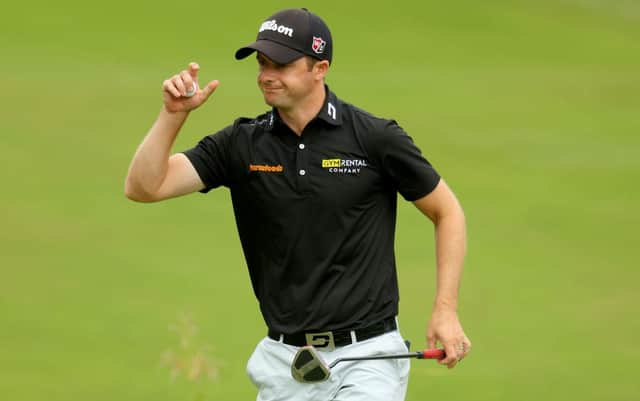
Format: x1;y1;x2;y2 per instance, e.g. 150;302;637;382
421;349;446;360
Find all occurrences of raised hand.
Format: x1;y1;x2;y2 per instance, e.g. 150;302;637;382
162;62;219;113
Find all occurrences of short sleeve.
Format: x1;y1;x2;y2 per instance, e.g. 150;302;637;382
375;120;441;201
181;124;234;193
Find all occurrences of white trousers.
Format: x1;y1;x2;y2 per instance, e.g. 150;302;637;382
246;330;410;401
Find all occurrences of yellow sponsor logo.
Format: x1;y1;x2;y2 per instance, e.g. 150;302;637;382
322;159;341;168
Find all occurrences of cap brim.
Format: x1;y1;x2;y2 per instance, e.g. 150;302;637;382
235;40;304;65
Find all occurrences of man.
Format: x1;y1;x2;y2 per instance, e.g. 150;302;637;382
125;8;470;401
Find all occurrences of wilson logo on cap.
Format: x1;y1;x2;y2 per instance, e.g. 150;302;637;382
259;20;294;37
312;36;326;54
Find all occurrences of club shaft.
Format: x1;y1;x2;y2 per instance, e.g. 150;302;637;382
328;352;422;368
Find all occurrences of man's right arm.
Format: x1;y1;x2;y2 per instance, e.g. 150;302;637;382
124;62;219;202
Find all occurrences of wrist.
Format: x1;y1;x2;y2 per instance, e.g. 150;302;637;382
159;106;190;131
433;298;458;312
161;105;189;117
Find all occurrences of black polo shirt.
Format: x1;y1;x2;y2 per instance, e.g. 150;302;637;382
183;87;440;334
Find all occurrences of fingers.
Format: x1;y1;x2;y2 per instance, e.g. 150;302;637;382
162;78;181;98
200;80;220;100
460;336;472;360
161;63;219;112
438;338;471;369
440;342;459;369
181;70;198;97
163;62;200;98
180;70;196;96
427;333;436;350
163;74;187;97
184;63;200;97
188;62;199;80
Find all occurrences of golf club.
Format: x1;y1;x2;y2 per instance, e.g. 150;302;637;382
291;345;445;383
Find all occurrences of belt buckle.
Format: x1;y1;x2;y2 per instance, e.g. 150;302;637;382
305;331;335;351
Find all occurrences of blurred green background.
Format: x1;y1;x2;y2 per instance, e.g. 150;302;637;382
2;0;639;400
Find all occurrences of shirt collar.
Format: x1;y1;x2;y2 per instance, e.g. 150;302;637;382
316;85;343;126
265;85;343;132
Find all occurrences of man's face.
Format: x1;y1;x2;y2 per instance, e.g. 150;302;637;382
256;53;317;110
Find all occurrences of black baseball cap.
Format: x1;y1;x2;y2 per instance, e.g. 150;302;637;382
235;8;333;65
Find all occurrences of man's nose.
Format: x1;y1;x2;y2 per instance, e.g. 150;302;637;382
259;66;277;82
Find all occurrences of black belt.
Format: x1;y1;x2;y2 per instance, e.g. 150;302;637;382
268;317;397;348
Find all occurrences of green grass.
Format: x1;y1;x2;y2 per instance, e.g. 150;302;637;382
2;0;639;400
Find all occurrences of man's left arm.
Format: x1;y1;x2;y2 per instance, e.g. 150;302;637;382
413;178;471;369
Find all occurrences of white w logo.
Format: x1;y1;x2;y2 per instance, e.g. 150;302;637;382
327;102;336;120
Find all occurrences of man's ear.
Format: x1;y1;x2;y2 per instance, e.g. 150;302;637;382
314;60;330;80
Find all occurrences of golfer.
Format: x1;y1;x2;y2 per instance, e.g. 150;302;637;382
125;8;470;401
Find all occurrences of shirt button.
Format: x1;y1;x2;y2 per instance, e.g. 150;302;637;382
299;169;306;176
298;143;305;150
